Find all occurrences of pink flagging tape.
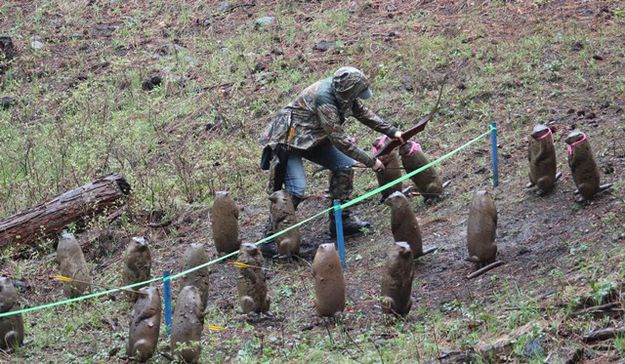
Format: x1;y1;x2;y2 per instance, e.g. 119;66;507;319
536;128;554;144
371;135;388;154
567;132;587;155
401;141;422;157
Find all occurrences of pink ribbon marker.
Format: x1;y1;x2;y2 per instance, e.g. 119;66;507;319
535;128;554;145
401;141;422;157
566;132;587;155
371;135;388;154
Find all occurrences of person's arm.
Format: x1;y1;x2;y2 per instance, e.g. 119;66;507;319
352;99;398;138
317;104;376;167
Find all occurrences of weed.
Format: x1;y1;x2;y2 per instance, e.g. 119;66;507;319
590;280;617;305
615;336;625;358
613;8;625;18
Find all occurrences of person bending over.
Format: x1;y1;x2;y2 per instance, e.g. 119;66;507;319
260;66;403;255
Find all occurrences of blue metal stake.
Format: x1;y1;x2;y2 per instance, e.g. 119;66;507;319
333;200;347;270
490;122;499;187
162;271;172;336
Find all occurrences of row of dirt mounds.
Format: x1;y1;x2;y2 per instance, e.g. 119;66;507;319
135;93;624;360
137;123;623;360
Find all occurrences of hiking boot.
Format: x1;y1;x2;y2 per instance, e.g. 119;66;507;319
328;167;371;237
260;218;277;259
261;191;301;260
329;203;371;237
291;195;303;210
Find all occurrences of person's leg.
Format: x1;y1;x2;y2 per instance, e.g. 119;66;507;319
304;141;370;236
283;152;306;209
284;151;306;198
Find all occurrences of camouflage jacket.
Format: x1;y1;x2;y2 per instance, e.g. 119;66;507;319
261;78;397;167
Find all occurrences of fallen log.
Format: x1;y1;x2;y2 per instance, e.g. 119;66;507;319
0;174;130;249
583;326;625;343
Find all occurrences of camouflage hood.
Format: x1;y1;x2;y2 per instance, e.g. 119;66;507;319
332;67;372;113
262;67;397;168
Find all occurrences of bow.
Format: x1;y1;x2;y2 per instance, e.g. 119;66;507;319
373;73;447;158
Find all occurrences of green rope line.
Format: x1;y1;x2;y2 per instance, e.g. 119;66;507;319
0;207;336;319
168;206;334;280
341;128;492;209
0;277;165;318
0;128;492;319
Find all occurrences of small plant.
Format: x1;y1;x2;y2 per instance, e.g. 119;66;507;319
590;280;617;305
278;284;294;299
615;335;625;358
441;299;461;313
613;8;625;18
358;226;372;237
543;59;564;81
569;242;588;255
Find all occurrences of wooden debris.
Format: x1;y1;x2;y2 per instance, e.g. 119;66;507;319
572;302;620;316
476;321;545;359
438;350;475;363
466;260;504;279
0;174;130;249
420;247;438;256
477;335;514;359
583;326;625;343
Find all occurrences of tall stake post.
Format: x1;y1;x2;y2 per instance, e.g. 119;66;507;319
333;200;347;270
162;271;172;336
490;122;499;187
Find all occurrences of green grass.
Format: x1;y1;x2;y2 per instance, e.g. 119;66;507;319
2;4;621;217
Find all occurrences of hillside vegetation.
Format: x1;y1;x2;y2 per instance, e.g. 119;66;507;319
1;1;624;363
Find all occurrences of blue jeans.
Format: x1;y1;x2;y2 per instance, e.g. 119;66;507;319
285;140;355;198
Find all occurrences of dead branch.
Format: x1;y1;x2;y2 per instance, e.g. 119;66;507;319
572;302;620;317
466;260;504;279
419;247;438;257
583;326;625;343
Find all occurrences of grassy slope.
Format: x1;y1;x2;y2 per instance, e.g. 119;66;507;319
1;0;625;362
